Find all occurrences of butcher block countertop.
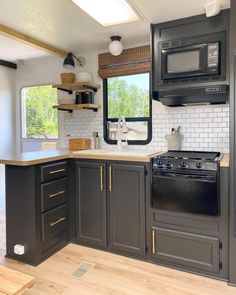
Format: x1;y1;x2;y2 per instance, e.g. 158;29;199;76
0;149;160;166
220;153;229;168
0;149;229;167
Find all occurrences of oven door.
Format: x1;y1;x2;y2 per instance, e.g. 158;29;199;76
152;170;219;216
161;44;208;80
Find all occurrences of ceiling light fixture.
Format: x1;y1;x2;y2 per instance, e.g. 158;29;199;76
71;0;139;27
63;52;86;69
109;36;123;56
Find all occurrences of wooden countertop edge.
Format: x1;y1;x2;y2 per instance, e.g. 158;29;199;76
220;153;229;168
0;151;229;166
72;154;151;163
0;153;152;166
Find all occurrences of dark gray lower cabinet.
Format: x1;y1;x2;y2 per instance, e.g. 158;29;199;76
108;164;146;256
151;227;220;273
75;162;107;247
75;161;146;257
5;160;71;266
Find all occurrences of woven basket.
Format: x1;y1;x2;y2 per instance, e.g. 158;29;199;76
69;138;91;150
60;73;75;84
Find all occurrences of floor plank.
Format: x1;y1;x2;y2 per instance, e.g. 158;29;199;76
0;212;235;295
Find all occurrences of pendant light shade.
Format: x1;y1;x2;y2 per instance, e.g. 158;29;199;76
109;36;123;56
63;52;75;69
63;52;86;69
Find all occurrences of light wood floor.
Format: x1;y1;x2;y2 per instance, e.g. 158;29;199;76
0;212;236;295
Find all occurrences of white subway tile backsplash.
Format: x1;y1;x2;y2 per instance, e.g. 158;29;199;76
61;104;229;153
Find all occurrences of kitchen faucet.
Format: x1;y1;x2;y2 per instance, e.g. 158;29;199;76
117;116;128;150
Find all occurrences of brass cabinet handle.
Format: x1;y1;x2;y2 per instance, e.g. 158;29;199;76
50;217;66;227
100;166;103;191
152;229;156;255
109;166;112;191
49;168;66;175
49;190;65;198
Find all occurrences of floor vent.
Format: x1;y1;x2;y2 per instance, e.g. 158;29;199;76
72;261;95;279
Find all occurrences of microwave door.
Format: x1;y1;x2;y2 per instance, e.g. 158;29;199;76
161;44;207;80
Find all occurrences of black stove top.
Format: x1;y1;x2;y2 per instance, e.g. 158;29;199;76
159;150;220;161
153;150;221;172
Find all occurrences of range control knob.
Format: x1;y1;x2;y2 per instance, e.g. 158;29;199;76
181;161;186;168
196;162;202;169
166;161;172;167
157;159;163;166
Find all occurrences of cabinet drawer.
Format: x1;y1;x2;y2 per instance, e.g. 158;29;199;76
151;227;220;273
42;205;67;241
41;178;67;212
41;161;68;183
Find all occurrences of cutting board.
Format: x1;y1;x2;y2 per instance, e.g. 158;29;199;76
0;265;35;295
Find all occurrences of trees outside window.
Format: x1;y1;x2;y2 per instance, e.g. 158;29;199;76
104;73;152;144
21;85;58;139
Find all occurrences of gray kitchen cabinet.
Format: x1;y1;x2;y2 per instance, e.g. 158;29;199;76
75;160;146;257
75;161;107;247
108;163;146;256
151;227;220;273
5;160;72;266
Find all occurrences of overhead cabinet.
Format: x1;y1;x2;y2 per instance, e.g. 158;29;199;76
75;160;146;257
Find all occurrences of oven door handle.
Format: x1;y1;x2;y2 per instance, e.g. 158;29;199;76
153;172;216;182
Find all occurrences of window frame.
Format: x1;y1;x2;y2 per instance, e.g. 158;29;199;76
103;73;152;145
20;84;59;140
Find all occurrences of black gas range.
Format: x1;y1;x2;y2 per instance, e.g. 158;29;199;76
152;150;221;172
152;151;221;216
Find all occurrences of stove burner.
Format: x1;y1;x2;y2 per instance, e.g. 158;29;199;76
158;151;220;161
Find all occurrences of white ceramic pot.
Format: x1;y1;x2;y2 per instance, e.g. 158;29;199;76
76;72;92;82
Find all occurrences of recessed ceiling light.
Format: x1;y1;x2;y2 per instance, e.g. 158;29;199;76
71;0;139;27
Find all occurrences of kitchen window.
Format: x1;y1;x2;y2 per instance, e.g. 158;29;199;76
103;73;152;144
99;45;152;145
21;85;58;151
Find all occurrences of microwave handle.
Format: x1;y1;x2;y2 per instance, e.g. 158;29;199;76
199;44;208;73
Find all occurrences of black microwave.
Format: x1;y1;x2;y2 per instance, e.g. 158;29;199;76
159;32;226;85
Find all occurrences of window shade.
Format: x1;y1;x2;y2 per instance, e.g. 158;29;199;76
98;45;150;79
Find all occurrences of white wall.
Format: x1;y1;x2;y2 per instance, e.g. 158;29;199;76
15;50;230;155
59;51;229;153
15;55;65;152
0;65;16;212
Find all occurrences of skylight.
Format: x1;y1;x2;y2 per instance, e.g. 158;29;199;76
72;0;139;27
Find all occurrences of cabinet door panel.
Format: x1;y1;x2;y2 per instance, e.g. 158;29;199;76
76;162;107;247
152;227;220;273
109;164;145;256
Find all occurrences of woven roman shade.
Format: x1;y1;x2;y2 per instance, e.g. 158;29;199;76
98;45;150;79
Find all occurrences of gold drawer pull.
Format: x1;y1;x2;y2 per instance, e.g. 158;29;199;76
50;217;66;227
152;229;156;255
49;168;66;175
49;190;65;198
100;166;103;191
109;166;112;192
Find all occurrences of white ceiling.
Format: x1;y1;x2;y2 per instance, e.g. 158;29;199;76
0;35;49;63
0;0;230;62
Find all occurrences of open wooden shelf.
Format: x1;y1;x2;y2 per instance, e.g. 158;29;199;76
52;82;100;94
53;103;101;113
